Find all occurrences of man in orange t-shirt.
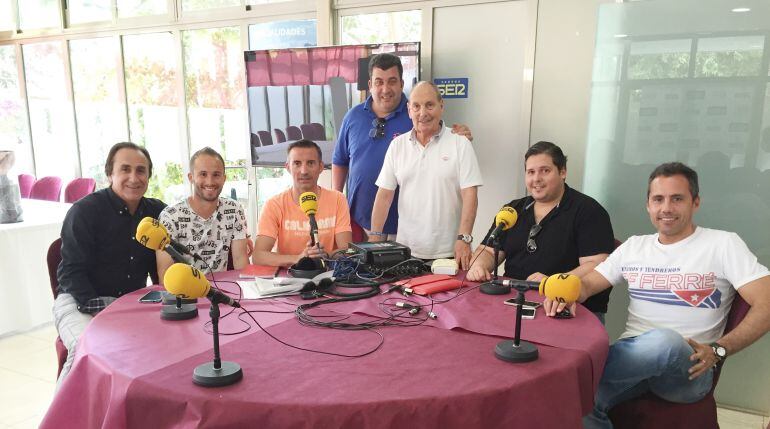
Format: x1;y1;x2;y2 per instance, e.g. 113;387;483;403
253;139;352;267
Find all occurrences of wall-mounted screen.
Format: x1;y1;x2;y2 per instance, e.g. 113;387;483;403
244;42;420;166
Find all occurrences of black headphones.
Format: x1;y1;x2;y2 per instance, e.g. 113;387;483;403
288;257;325;279
300;277;335;298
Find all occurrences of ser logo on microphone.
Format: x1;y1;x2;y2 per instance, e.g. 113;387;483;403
300;193;317;209
139;235;150;247
189;266;202;280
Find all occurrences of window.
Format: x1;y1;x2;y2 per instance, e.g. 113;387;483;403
182;27;247;163
0;45;33;174
695;36;764;78
627;39;691;80
339;10;421;45
123;33;184;202
70;37;128;189
18;0;60;30
247;0;294;6
68;0;112;25
182;26;249;199
182;0;240;12
248;20;317;50
117;0;167;18
0;1;14;31
22;41;79;183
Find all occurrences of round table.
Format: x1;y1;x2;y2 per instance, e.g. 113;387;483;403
42;271;608;428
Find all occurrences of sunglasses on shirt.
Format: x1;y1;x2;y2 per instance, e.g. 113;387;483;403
526;223;542;253
369;118;386;139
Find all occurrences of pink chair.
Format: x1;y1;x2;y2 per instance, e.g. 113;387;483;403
46;238;67;378
608;294;751;429
64;178;96;203
286;126;302;140
30;176;63;202
274;128;287;143
300;122;326;141
18;174;35;198
257;130;273;146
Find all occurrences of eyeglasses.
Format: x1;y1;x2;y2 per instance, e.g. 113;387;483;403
369;118;386;139
526;224;542;253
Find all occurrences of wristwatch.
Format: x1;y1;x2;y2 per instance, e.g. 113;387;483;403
710;342;727;362
457;234;473;244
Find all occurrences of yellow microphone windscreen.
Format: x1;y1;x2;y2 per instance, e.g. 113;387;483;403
495;206;518;230
163;263;211;298
539;273;581;302
299;192;318;216
135;219;170;250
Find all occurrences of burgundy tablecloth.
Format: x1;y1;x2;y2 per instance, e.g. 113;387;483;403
42;272;608;429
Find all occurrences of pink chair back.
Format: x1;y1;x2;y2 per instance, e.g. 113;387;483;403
64;178;96;203
286;126;302;140
300;122;326;141
30;176;63;202
274;128;287;143
18;174;35;198
257;130;273;146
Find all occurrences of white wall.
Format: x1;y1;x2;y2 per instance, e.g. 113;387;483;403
530;0;613;192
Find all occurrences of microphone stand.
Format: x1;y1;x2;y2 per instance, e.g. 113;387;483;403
160;295;198;320
160;248;199;320
480;236;511;295
192;300;243;387
494;282;538;363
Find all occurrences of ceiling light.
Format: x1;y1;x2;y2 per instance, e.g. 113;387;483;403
731;7;751;12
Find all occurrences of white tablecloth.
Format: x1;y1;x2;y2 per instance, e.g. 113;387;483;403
0;199;72;336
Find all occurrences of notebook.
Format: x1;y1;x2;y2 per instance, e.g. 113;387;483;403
240;264;280;279
238;271;334;299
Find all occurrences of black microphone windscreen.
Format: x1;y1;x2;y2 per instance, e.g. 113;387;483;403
317;278;334;291
295;257;319;270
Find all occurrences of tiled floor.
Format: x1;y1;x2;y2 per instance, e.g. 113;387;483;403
0;324;768;429
0;324;58;429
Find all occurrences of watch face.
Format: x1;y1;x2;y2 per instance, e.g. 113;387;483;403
712;344;727;358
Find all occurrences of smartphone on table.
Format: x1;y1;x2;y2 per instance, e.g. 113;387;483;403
502;298;542;309
138;290;163;303
503;298;540;319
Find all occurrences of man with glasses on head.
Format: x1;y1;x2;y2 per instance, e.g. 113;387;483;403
368;82;482;269
332;53;472;242
466;141;615;323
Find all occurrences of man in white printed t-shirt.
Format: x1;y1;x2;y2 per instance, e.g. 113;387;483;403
544;162;770;429
158;147;250;279
368;81;482;269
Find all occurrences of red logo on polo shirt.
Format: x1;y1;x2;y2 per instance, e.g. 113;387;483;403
671;288;717;307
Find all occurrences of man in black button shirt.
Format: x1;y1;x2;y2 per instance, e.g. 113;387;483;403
467;141;615;323
53;142;165;387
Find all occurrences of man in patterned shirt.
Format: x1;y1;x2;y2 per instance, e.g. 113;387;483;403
157;147;249;278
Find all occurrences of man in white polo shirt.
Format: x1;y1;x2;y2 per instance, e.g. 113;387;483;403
369;81;482;269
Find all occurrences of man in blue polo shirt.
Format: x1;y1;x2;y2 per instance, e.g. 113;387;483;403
332;53;471;240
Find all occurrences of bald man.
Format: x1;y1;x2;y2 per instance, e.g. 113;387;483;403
369;82;483;268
